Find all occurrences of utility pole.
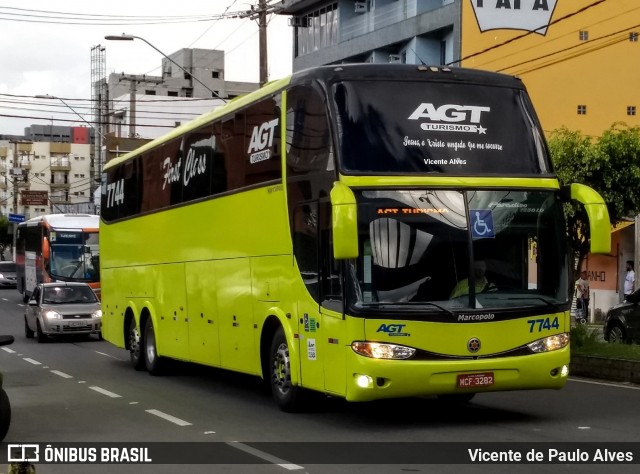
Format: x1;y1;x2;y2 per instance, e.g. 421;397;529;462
113;74;163;138
258;0;268;86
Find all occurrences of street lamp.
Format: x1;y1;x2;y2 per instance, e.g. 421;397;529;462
104;34;226;101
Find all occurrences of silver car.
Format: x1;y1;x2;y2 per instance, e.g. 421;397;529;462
24;282;102;342
0;261;16;288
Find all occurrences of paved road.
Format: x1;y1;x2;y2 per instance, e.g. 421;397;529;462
0;289;638;473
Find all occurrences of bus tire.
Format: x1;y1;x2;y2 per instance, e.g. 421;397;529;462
128;318;146;371
269;327;306;412
0;388;11;442
143;318;165;376
25;317;34;339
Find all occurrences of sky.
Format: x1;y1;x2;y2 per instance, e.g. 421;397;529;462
0;0;292;135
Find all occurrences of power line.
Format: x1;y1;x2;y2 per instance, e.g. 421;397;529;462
447;0;609;66
497;25;640;74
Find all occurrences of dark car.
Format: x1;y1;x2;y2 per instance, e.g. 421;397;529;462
603;289;640;343
24;282;102;342
0;261;17;288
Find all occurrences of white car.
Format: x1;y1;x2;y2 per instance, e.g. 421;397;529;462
24;282;102;342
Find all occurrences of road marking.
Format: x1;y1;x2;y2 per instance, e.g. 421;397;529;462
23;358;42;365
145;409;192;426
51;370;73;379
227;442;304;470
95;350;126;361
570;377;640;391
1;347;15;354
89;386;122;398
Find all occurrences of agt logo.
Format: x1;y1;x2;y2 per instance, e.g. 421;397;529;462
376;324;410;337
408;103;489;134
470;0;558;35
248;118;279;164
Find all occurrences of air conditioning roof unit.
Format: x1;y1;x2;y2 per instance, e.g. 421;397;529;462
355;2;368;13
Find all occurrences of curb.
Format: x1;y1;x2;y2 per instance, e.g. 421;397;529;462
570;355;640;384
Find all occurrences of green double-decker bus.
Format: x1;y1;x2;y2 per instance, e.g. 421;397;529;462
100;64;610;411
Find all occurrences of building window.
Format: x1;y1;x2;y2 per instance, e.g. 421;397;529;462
168;91;178;97
577;105;587;115
628;106;636;116
174;122;181;128
630;32;638;42
579;31;589;41
145;90;157;95
211;71;220;79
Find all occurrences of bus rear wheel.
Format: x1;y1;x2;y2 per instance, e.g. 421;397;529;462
143;318;165;375
128;319;146;371
269;327;306;412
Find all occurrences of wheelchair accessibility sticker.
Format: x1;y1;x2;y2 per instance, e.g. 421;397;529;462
470;209;495;239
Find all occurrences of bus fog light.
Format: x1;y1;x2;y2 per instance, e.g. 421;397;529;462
355;374;373;389
527;333;569;353
351;341;416;359
561;365;569;377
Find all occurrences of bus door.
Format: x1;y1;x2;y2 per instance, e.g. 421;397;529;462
292;202;325;392
24;251;38;297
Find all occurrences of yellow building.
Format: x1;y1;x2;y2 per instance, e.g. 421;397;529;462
460;0;640;137
460;0;640;318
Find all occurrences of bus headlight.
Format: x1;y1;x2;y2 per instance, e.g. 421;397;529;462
44;310;62;320
351;341;416;360
527;333;570;353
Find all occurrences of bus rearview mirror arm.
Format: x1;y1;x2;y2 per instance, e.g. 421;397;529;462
561;183;611;254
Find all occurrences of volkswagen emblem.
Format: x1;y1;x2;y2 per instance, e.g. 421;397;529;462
467;337;481;353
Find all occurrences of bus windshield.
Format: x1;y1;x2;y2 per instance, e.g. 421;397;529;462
332;80;550;175
347;189;569;313
49;231;100;282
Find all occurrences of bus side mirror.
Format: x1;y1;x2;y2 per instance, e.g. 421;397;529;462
330;182;359;260
563;183;611;254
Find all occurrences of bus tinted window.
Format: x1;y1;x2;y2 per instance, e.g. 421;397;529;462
332;80;551;176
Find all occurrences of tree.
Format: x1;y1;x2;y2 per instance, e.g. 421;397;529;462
548;123;640;277
0;216;12;260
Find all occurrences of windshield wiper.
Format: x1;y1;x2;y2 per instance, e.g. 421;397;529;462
364;301;455;317
505;296;560;308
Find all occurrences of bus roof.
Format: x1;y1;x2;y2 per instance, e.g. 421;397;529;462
20;214;99;230
103;64;524;172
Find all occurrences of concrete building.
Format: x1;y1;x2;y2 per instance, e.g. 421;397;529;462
0;136;94;219
278;0;640;319
104;48;259;140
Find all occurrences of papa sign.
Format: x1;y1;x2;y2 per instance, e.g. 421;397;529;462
470;0;558;35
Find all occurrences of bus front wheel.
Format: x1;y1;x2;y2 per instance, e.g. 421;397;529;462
128;319;146;371
143;318;165;375
269;327;306;412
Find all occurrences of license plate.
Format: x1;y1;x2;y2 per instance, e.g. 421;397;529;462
69;321;85;327
457;372;494;388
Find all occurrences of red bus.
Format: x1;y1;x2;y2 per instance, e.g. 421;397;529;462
15;214;100;302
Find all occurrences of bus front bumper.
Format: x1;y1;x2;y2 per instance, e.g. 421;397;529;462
344;346;570;402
